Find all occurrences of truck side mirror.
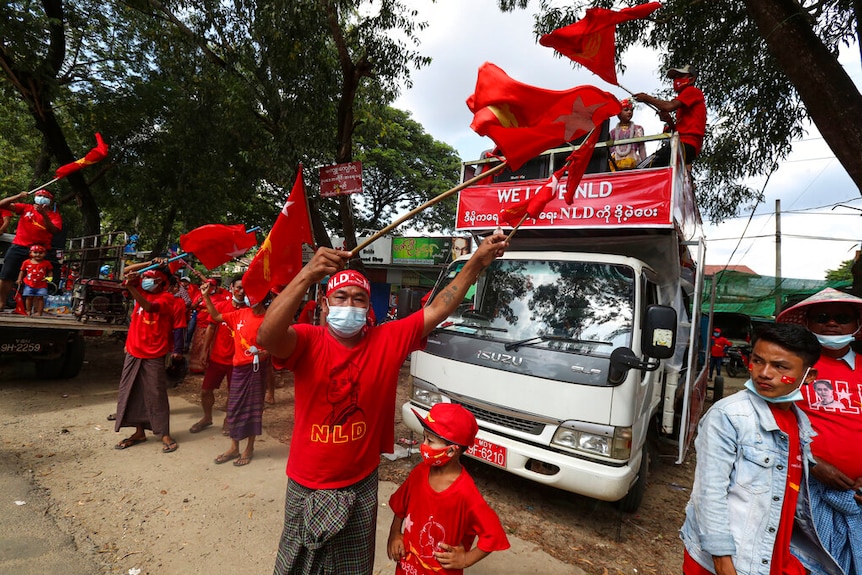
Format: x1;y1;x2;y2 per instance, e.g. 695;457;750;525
607;347;661;385
642;305;676;360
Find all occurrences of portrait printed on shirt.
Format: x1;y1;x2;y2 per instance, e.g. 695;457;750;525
804;379;861;413
323;358;366;429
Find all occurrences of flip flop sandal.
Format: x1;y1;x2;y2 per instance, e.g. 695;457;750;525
214;452;240;464
233;454;253;467
189;421;213;433
162;441;179;453
115;436;146;450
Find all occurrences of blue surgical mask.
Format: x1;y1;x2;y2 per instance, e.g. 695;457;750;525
814;333;856;350
743;366;810;404
141;278;157;292
34;196;51;206
244;296;251;307
327;305;368;338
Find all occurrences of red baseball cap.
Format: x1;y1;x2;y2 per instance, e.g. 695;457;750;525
34;189;54;201
412;403;478;447
326;270;370;297
142;268;168;280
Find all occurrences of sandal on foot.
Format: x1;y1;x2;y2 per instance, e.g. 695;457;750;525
233;454;253;467
214;452;240;464
189;421;213;433
221;428;230;436
162;440;179;453
115;436;146;450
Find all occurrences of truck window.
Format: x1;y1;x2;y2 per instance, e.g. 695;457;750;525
436;259;634;356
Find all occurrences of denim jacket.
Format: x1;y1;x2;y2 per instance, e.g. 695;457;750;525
680;388;843;575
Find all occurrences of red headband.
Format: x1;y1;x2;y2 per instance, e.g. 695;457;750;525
326;270;370;297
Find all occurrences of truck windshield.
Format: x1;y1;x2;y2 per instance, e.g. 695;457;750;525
437;259;634;355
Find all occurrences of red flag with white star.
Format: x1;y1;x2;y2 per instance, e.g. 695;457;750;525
55;133;110;179
243;166;315;305
562;128;602;204
467;63;621;171
539;2;662;85
498;168;565;226
179;224;258;270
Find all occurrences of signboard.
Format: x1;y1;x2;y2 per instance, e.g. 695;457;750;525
320;161;363;198
456;168;674;230
331;236;392;265
392;237;452;266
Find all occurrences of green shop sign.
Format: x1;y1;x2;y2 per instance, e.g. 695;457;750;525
391;237;452;266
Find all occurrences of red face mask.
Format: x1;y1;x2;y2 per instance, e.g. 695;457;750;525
420;443;455;467
673;77;694;93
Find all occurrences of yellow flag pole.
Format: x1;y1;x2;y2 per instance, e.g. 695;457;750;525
348;161;508;257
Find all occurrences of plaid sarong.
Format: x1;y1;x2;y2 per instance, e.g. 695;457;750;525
273;469;378;575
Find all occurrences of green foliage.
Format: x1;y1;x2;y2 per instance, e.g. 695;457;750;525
825;258;854;282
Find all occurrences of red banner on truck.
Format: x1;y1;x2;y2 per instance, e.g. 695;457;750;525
456;167;675;230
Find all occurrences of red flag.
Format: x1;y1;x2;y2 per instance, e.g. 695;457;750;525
243;166;315;305
467;63;621;171
55;133;109;179
563;128;602;204
179;224;258;270
498;169;563;227
14;289;27;315
539;2;662;85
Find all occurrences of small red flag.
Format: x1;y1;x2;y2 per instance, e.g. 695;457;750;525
179;224;258;270
539;2;662;85
14;289;27;315
243;166;315;306
498;169;563;227
562;128;602;205
467;63;621;171
55;133;109;179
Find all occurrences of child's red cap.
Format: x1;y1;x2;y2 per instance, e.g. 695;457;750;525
412;403;478;447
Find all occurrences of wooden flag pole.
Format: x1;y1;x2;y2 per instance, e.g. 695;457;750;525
27;177;61;194
348;161;508;257
505;214;530;243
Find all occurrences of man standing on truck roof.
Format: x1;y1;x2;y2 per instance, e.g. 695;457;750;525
633;64;706;168
0;190;63;312
258;233;508;575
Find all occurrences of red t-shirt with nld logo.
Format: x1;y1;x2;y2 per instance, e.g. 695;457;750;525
281;310;426;489
10;204;63;247
125;290;175;359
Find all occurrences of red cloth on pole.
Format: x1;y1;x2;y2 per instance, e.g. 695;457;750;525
498;168;563;227
179;224;258;270
467;62;621;171
562;127;602;205
243;166;315;305
539;2;662;85
54;133;109;179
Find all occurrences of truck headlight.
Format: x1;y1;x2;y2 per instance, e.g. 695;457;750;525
410;378;443;408
551;422;632;460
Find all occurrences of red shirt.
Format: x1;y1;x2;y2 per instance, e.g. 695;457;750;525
710;336;731;358
209;299;242;364
281;311;426;489
221;307;266;367
196;289;231;327
169;295;188;329
297;300;317;324
389;465;510;575
674;85;706;155
20;259;53;289
768;405;805;575
799;355;862;478
10;204;62;248
125;290;175;359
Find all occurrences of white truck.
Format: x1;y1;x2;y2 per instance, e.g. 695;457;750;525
402;134;709;511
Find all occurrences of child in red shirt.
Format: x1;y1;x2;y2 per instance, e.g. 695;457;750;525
16;244;53;315
388;403;510;574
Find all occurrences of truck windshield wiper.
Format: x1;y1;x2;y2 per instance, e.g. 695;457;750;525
448;322;509;333
504;335;612;351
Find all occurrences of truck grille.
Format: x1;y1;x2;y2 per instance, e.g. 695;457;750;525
453;401;545;435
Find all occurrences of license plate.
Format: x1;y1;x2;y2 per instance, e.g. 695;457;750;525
0;342;42;353
467;437;507;468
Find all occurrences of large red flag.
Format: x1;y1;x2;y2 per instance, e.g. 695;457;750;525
562;128;602;204
467;63;621;171
243;167;315;305
55;133;109;179
179;224;258;270
539;2;662;85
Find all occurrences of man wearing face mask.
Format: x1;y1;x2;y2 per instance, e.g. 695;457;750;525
112;261;179;454
634;64;706;168
259;233;508;575
0;189;63;311
777;288;862;575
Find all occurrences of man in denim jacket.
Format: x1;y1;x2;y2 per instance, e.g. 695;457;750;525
680;323;844;575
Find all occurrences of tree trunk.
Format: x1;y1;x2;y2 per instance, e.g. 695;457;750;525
742;0;862;193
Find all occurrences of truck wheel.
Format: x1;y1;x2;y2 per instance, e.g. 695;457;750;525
712;375;725;402
34;355;66;380
60;333;86;379
617;443;651;513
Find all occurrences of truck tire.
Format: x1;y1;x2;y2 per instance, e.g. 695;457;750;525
60;333;86;379
617;443;651;513
34;355;66;380
712;375;725;402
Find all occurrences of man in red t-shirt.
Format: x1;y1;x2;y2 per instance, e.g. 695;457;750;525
113;261;179;454
708;327;731;381
0;189;63;311
259;233;509;575
634;64;706;167
0;207;12;235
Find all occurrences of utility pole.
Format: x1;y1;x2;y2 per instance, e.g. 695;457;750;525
774;199;781;317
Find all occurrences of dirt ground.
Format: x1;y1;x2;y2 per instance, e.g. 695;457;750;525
0;335;747;575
